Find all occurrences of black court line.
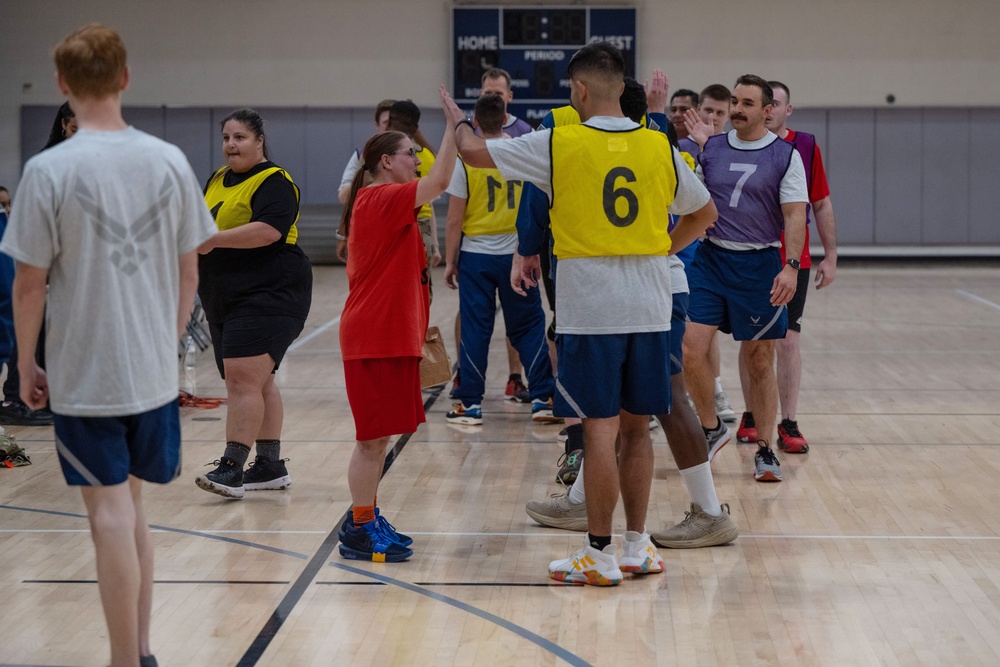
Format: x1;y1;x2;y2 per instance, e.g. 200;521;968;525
0;504;309;560
314;581;576;588
23;579;289;585
414;582;576;587
313;581;387;586
235;387;442;667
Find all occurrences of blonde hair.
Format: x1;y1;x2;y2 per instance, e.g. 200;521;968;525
54;23;127;100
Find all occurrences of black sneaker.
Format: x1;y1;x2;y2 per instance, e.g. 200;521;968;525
140;655;159;667
243;456;291;490
0;400;54;426
195;457;244;499
555;449;583;485
339;520;412;562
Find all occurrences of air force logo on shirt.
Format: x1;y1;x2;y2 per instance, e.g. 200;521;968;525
76;176;173;276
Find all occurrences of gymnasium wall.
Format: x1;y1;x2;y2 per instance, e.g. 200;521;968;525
3;0;999;253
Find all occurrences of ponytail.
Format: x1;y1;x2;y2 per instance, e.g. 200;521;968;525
338;130;408;238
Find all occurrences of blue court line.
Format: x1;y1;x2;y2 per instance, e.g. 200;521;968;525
0;504;309;560
329;561;594;667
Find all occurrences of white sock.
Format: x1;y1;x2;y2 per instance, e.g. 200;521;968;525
679;462;722;516
714;376;724;395
568;460;586;504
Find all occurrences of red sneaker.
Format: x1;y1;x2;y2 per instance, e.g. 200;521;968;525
777;419;809;453
504;374;530;403
736;412;758;443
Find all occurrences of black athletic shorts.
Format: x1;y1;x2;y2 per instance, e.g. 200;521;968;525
786;268;811;333
209;315;305;379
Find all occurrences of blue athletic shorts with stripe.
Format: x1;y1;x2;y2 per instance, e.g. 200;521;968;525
54;400;182;486
687;241;788;341
554;331;671;419
670;293;688;376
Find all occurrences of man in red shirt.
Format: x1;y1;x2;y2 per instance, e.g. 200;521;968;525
737;80;838;453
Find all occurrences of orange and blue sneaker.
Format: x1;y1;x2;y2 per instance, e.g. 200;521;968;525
339;520;412;562
531;398;562;424
619;531;665;574
446;402;483;425
548;542;623;586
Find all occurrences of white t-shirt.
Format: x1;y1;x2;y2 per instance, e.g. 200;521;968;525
339;150;361;191
446;161;518;255
487;116;711;334
0;127;217;416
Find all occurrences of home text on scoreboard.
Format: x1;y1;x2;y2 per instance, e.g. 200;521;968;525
453;6;637;125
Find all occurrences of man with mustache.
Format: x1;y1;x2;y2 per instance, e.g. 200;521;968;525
733;80;838;454
682;75;809;483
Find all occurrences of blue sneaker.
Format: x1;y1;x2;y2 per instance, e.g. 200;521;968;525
446;402;483;425
340;509;413;547
531;398;562;424
339;520;413;562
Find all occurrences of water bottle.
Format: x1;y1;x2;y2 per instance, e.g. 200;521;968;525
183;334;197;396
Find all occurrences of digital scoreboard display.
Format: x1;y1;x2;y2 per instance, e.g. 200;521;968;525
453;6;637;124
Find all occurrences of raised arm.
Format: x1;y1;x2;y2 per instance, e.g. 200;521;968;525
415;85;459;208
645;68;668;115
683;108;712;150
441;90;496;169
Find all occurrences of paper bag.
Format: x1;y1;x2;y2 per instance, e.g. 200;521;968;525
419;326;452;389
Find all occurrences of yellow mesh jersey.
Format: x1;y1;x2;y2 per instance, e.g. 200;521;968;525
550;105;581;127
461;161;522;236
204;166;300;244
415;146;436;220
550;125;677;258
549;105;652;129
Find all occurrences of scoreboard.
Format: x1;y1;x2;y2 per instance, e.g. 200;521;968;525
452;6;637;124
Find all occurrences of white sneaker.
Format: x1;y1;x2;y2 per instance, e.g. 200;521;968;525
548;542;623;586
714;390;737;422
619;531;665;574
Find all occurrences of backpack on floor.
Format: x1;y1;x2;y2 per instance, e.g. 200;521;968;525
0;433;31;467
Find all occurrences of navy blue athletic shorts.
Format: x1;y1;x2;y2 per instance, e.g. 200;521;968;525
687;242;788;341
554;331;671;419
54;400;181;486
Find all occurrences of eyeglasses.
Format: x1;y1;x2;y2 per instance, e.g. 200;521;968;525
388;148;418;158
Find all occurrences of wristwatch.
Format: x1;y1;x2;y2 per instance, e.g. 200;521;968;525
786;258;801;270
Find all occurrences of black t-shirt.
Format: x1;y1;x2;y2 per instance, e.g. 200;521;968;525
198;162;313;323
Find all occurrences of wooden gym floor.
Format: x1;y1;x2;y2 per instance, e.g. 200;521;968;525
2;262;999;667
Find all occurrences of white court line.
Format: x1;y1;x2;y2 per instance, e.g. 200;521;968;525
5;529;998;541
287;314;342;353
407;531;1000;540
0;529;326;534
956;288;1000;313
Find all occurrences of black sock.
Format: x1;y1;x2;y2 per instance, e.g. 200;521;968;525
223;441;251;468
564;423;584;456
256;439;280;461
588;533;612;551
